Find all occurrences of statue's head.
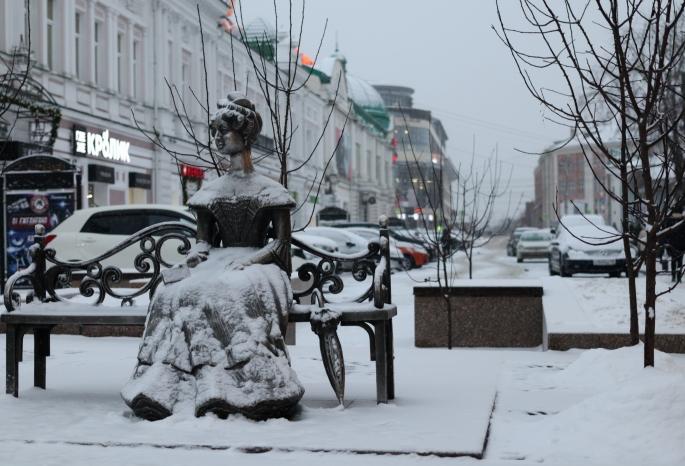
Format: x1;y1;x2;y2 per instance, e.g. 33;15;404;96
210;93;262;157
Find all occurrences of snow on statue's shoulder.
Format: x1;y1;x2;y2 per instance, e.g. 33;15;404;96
188;171;294;208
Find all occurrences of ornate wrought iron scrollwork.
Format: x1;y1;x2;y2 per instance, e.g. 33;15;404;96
3;222;196;311
291;236;385;304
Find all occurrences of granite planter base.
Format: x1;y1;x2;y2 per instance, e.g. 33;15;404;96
414;285;543;348
548;332;685;353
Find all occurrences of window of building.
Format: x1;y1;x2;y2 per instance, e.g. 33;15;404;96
94;20;103;84
117;26;130;95
367;149;374;178
132;39;140;98
397;126;430;153
167;40;173;80
46;0;55;70
182;50;192;111
117;32;125;93
377;156;382;185
74;11;83;78
166;40;174;105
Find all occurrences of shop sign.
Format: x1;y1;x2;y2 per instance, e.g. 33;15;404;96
88;164;115;184
129;172;152;190
74;127;131;163
180;164;204;179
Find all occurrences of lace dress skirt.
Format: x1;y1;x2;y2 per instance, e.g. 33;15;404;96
121;248;304;420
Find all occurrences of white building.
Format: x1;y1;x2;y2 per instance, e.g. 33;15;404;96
0;0;394;227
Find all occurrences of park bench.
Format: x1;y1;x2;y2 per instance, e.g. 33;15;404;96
2;219;396;405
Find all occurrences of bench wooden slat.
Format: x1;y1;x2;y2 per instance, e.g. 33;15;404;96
1;303;397;326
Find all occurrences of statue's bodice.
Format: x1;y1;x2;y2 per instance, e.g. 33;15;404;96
187;171;295;248
207;198;278;247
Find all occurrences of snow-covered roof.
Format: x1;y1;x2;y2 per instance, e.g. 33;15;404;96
316;56;337;79
243;18;276;41
347;75;386;111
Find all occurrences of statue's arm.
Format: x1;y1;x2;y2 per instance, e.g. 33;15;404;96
186;209;213;268
236;208;292;273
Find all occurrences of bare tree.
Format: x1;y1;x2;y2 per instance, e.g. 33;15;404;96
452;146;516;280
496;0;685;366
396;111;514;348
132;1;348;229
0;1;60;173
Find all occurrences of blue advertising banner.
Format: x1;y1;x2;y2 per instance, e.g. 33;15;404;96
5;192;75;277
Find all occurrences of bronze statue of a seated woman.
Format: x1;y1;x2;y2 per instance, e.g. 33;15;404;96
121;94;304;421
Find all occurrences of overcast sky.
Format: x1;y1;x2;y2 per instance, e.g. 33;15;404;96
238;1;571;218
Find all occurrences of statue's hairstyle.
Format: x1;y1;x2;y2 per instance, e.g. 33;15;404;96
210;93;263;146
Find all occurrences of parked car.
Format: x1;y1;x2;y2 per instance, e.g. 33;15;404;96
332;222;434;261
548;224;626;277
507;227;536;256
557;214;607;229
516;229;554;262
344;227;424;270
46;205;196;272
291;232;339;273
303;227;368;255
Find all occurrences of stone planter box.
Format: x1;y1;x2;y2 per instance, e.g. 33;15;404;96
548;332;685;353
414;282;543;348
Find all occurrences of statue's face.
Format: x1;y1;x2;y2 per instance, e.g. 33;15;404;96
215;129;245;155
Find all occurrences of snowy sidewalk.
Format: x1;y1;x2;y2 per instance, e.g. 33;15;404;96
487;345;685;466
0;333;499;459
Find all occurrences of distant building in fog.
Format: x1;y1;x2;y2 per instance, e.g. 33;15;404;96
533;140;622;229
374;84;456;228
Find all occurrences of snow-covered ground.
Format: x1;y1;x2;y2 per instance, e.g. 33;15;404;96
1;237;684;465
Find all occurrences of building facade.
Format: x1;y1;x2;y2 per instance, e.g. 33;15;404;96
533;141;623;229
0;0;394;228
374;84;455;228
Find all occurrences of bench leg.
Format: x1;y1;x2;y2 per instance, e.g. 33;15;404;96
342;322;376;361
17;329;24;363
6;325;25;397
34;327;50;389
373;322;388;404
386;319;395;400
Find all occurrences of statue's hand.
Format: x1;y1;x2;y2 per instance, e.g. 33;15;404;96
186;251;208;268
225;260;247;271
186;241;210;268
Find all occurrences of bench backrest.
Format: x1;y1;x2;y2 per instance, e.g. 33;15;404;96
3;219;392;312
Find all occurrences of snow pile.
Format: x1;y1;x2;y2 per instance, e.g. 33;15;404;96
529;346;685;465
550;344;683;390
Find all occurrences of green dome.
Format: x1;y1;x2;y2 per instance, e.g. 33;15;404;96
346;74;392;134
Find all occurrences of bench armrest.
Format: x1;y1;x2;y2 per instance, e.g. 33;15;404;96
3;222;196;312
291;216;393;308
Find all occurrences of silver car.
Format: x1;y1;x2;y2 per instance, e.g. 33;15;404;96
516;229;554;262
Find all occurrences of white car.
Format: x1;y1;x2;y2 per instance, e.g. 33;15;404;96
549;224;626;277
303;227;369;256
46;205;196;272
557;214;606;229
291;232;339;273
516;229;554;262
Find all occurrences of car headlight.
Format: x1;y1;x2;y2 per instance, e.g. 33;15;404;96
565;247;584;259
